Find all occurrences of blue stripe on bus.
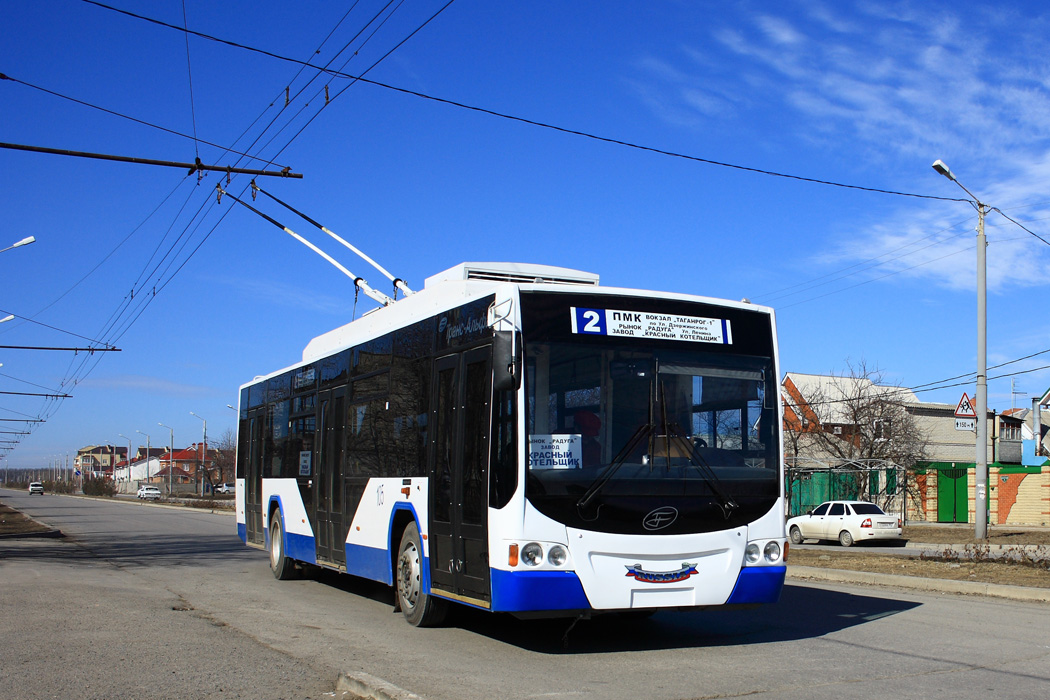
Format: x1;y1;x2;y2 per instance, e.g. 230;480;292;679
724;566;786;605
268;496;317;565
345;542;393;584
237;521;246;543
490;569;590;612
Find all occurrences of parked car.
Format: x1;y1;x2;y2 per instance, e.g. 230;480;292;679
28;482;44;495
787;500;901;547
214;483;235;495
137;485;162;501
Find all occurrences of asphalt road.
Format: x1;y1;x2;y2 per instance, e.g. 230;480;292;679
3;488;1050;700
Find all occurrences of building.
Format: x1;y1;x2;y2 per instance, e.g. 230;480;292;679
74;445;127;477
783;373;1050;525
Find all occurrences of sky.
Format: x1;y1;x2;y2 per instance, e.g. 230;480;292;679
2;0;1050;470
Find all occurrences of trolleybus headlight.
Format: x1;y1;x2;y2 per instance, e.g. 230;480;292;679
745;543;761;564
521;543;543;566
764;541;781;563
547;545;567;567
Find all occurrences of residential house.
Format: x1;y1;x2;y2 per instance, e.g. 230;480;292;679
783;373;1050;525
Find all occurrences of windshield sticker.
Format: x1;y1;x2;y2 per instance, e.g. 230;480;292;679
528;434;582;469
570;307;732;345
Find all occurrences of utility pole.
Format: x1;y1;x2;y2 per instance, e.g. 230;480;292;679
933;159;990;540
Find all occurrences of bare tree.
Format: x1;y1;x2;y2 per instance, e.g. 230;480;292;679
784;361;929;510
212;427;236;485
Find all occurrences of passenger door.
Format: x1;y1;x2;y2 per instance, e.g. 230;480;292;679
245;407;266;545
428;346;492;607
822;502;847;539
314;386;347;565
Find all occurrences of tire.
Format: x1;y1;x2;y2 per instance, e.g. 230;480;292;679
269;511;297;580
838;529;854;547
789;525;803;545
396;522;447;627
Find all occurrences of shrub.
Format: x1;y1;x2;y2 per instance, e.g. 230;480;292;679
82;476;117;497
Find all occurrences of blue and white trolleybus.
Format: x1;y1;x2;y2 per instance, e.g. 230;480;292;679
235;262;786;625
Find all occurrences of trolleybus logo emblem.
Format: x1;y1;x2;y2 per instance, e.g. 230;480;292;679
625;562;699;584
642;506;678;531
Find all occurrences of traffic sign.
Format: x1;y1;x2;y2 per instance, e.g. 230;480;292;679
955;393;977;419
955;418;976;432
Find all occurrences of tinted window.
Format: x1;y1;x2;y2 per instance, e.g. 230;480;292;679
812;503;829;516
828;503;845;516
851;503;886;515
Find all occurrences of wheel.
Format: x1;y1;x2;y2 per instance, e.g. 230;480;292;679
396;522;447;627
789;525;803;545
838;529;854;547
269;511;297;580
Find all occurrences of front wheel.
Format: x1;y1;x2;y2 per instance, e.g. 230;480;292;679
789;526;803;545
396;522;447;627
838;529;854;547
269;512;297;580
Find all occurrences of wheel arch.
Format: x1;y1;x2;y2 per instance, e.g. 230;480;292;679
389;504;421;584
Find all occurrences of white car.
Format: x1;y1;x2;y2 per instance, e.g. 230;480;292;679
787;500;901;547
137;485;162;501
214;483;235;495
28;482;44;495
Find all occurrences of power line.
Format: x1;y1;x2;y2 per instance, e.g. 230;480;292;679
82;0;966;203
0;73;289;168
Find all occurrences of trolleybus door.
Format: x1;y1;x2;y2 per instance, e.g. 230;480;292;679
428;346;492;606
245;407;266;545
314;386;347;565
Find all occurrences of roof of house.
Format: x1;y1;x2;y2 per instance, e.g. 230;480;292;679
782;372;918;424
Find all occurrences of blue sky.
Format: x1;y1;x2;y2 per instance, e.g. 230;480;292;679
3;0;1050;470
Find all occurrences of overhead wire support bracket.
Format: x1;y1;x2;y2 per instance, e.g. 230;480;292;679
216;184;394;307
251;181;414;297
0;142;303;179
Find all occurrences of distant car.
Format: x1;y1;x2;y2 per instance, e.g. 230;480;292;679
214;483;235;495
28;482;44;495
787;500;902;547
137;485;162;501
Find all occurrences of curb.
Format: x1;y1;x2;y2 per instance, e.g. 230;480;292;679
788;565;1050;603
336;672;424;700
0;528;63;540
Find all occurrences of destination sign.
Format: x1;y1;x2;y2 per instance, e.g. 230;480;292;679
570;307;732;345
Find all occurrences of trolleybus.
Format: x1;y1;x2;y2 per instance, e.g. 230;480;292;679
235;262;786;625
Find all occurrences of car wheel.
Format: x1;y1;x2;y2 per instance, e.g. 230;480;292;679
396;521;447;627
789;525;803;545
838;530;854;547
269;511;297;580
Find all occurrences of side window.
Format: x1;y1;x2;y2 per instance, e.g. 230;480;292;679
829;503;845;516
812;503;829;516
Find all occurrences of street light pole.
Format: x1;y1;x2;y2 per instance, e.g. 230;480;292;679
159;423;174;496
117;434;133;484
136;430;151;485
932;159;989;540
191;412;207;495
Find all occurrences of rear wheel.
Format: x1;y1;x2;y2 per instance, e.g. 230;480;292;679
269;512;297;580
789;525;803;545
838;529;854;547
396;522;447;627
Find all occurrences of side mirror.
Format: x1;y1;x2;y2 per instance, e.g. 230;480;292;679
492;331;521;391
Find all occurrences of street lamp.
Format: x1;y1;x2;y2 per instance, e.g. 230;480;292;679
136;430;151;484
190;412;207;496
932;158;989;540
159;423;174;496
117;434;133;484
0;236;35;254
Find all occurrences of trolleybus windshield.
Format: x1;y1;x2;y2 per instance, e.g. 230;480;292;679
521;291;779;535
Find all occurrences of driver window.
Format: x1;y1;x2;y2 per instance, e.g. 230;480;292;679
812;503;829;516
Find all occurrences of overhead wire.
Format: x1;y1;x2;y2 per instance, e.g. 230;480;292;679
83;0;964;203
